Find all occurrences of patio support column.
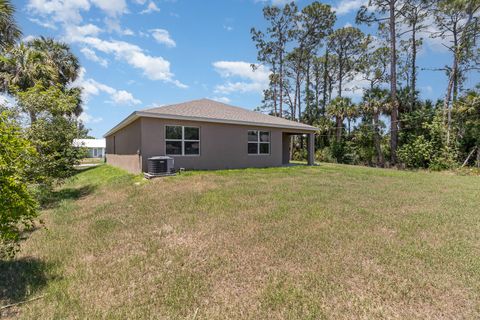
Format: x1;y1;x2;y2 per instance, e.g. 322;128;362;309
307;133;315;165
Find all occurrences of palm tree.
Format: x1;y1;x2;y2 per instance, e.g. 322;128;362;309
345;102;358;135
0;0;21;51
27;37;80;85
327;96;353;141
0;43;54;93
0;39;81;122
361;88;390;167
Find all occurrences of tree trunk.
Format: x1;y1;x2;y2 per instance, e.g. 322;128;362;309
305;59;311;118
336;63;343;142
373;111;384;167
411;21;417;111
389;0;399;164
297;75;301;122
336;116;343;142
452;28;459;104
272;62;278;117
314;66;320;117
322;51;329;115
279;51;284;118
29;111;37;124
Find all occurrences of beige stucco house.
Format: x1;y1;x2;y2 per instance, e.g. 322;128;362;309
104;99;317;173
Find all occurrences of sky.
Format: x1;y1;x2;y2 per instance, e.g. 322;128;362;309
12;0;479;138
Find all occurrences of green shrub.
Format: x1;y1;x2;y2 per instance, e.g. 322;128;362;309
315;148;336;163
397;135;433;168
0;111;38;259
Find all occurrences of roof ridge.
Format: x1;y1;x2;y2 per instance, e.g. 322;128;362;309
143;98;254;113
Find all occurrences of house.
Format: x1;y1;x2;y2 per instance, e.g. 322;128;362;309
73;138;106;158
104;99;317;173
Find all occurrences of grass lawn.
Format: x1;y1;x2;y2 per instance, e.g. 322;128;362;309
1;164;480;319
79;157;105;165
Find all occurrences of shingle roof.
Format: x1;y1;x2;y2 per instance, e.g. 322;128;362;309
104;98;317;137
142;99;317;131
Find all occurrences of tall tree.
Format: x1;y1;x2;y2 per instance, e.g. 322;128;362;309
433;0;480;142
251;2;298;117
357;0;406;164
0;0;20;51
295;2;336;117
327;96;354;141
361;88;390;166
328;27;368;98
358;45;390;90
327;26;367;140
399;0;431;110
0;38;81;122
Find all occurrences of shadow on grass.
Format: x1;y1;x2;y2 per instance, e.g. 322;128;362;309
40;184;96;209
0;257;51;304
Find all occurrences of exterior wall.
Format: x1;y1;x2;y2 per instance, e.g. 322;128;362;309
282;133;291;165
106;154;142;174
105;118;141;155
105;119;141;172
141;117;298;171
106;116;314;172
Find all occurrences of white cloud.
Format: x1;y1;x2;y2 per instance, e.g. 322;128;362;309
75;37;186;87
111;90;141;105
255;0;294;6
123;28;134;36
150;29;176;47
210;96;231;103
28;0;186;88
79;111;103;124
90;0;127;17
333;0;367;16
80;47;108;67
73;67;141;105
335;73;370;100
223;25;233;32
140;1;160;14
104;17;134;36
29;18;57;29
213;61;270;94
27;0;91;24
22;35;37;42
65;23;102;39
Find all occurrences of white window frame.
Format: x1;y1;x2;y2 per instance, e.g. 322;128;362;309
248;130;270;155
165;125;200;156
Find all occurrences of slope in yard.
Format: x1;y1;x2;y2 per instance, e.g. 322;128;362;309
2;164;480;319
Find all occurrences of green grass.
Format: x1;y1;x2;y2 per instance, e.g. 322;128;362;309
2;163;480;319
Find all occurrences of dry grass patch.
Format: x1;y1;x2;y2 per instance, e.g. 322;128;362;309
1;164;480;319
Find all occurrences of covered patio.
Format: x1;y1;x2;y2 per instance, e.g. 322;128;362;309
282;131;316;166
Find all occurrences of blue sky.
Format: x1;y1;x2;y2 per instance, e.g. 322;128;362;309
13;0;479;138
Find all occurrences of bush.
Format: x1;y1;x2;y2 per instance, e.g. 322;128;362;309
292;149;307;161
397;135;433;168
398;111;459;170
315;147;336;163
0;111;38;259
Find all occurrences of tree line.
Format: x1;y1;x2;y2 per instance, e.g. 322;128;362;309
0;0;87;258
251;0;480;169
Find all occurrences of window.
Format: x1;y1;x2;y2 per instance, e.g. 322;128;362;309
248;130;270;155
166;125;200;156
